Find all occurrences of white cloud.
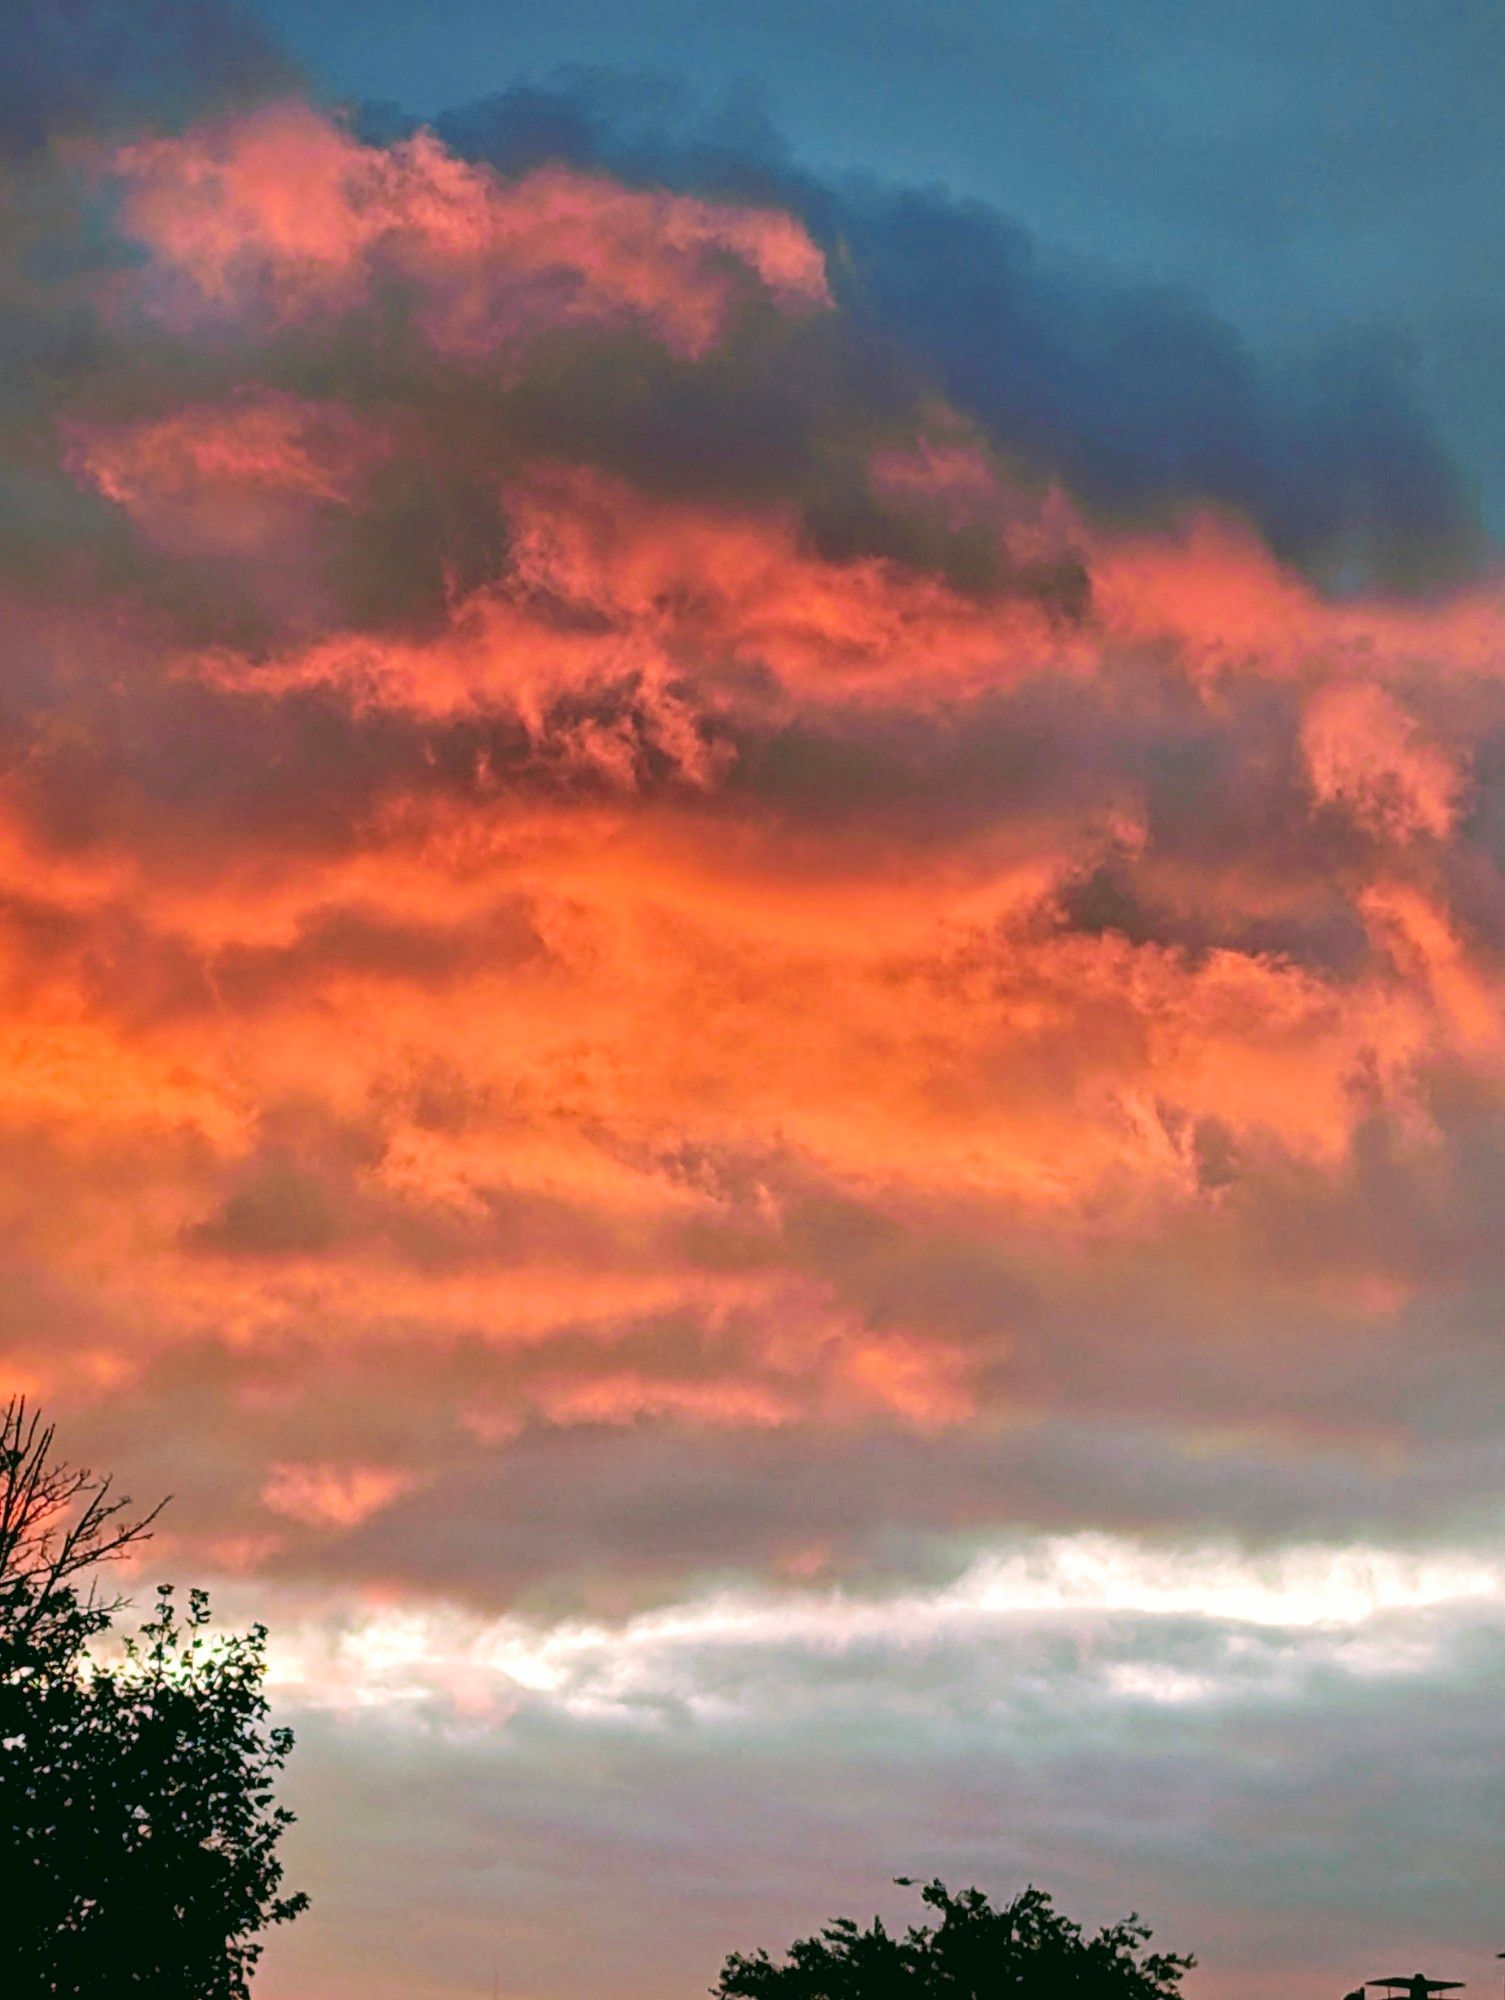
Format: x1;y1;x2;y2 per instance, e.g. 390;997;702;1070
257;1530;1505;1723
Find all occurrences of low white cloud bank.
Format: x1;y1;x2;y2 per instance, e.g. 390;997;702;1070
256;1531;1505;1722
241;1531;1505;2000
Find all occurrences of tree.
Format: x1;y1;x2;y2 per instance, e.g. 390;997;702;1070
715;1878;1195;2000
0;1395;163;1677
0;1397;308;1997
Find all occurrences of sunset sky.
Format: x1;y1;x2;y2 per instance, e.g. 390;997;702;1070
6;2;1505;1993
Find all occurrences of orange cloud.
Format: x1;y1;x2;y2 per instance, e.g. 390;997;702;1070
6;82;1505;1601
263;1461;417;1530
114;102;830;358
1302;681;1463;843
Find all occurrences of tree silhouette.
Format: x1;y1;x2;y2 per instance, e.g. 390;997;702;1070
0;1395;164;1676
716;1878;1195;2000
0;1397;307;1996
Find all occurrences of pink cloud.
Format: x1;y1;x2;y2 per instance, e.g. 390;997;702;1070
114;102;829;359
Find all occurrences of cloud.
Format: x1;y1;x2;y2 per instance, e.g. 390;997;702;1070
7;49;1505;1584
432;70;1485;591
0;0;291;158
5;9;1505;1991
114;100;829;357
238;1543;1505;1999
262;1459;417;1529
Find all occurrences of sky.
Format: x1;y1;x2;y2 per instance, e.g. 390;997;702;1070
4;1;1505;1994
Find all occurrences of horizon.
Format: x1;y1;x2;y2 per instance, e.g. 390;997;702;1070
3;1;1505;1994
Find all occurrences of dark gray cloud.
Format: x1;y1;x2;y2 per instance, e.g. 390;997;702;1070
0;0;291;157
254;0;1505;543
422;73;1484;592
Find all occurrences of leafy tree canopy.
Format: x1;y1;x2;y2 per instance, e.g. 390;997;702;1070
716;1878;1195;2000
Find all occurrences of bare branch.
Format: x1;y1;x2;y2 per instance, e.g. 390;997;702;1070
1;1396;169;1655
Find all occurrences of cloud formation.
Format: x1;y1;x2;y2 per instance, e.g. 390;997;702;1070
5;4;1505;1993
7;0;1505;1583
